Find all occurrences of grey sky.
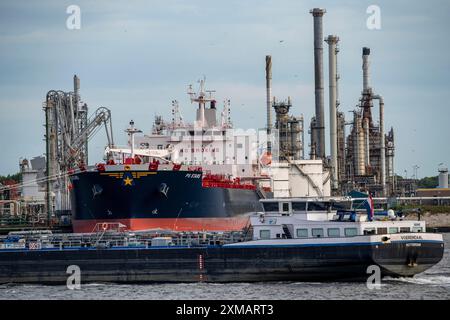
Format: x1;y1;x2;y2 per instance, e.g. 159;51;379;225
0;0;449;177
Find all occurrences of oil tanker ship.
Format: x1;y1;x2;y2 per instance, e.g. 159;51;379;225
70;80;268;233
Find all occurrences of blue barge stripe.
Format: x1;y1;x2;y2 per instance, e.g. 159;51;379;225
0;239;443;253
226;239;443;249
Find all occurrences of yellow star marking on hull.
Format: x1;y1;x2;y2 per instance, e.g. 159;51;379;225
123;177;133;186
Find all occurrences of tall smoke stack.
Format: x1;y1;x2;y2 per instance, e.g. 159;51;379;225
325;35;339;191
310;8;326;159
265;55;272;153
362;47;371;92
73;74;80;106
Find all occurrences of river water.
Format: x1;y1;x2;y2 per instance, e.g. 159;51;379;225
0;234;449;300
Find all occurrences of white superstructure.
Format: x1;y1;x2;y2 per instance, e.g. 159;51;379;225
105;79;263;181
251;197;426;241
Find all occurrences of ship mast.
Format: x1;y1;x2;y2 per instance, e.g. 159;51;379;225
188;77;216;128
125;120;142;159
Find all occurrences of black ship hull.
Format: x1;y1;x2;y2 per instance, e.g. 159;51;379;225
70;170;263;233
0;237;443;284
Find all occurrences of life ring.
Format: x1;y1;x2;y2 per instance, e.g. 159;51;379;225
101;223;108;231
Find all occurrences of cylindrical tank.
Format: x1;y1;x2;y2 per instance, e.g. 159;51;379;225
438;168;449;188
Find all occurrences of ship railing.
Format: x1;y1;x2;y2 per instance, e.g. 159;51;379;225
0;230;250;250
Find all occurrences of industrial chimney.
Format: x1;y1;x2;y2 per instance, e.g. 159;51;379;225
362;47;371;93
310;8;326;159
265;55;272;153
73;74;80;107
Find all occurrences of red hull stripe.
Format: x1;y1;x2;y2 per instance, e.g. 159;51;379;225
72;217;250;233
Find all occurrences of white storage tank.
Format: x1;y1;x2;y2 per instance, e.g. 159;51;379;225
438;167;449;188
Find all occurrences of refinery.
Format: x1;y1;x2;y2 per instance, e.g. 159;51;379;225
0;7;425;228
0;4;447;289
0;5;449;231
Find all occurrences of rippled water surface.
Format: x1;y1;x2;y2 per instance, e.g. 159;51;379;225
1;234;449;300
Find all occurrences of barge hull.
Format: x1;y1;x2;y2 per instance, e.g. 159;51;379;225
0;239;443;284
